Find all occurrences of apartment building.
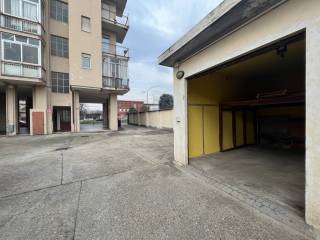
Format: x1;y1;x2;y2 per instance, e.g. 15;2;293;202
0;0;129;135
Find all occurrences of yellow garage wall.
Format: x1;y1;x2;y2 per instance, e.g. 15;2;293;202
188;74;238;105
204;106;220;154
236;111;244;147
188;106;204;158
222;111;233;150
187;39;305;158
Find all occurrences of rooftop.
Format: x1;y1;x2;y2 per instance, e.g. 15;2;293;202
158;0;287;67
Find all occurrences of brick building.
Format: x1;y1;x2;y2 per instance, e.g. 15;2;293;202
118;100;144;118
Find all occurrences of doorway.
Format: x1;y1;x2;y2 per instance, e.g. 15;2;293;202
187;33;306;215
53;107;71;132
0;90;5;135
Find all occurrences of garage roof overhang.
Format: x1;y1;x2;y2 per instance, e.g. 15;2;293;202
158;0;288;67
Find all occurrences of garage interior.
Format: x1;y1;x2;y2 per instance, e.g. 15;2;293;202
187;32;306;215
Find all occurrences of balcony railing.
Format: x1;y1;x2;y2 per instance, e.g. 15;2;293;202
102;43;129;58
1;60;45;80
0;14;41;35
101;8;129;28
103;77;129;90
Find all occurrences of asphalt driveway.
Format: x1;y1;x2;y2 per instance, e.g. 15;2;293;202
0;126;313;239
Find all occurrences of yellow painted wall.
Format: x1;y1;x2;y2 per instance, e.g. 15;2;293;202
187;39;304;157
204;106;220;154
222;111;233;150
188;106;204;158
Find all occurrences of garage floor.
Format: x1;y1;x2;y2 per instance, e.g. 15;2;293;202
190;146;305;214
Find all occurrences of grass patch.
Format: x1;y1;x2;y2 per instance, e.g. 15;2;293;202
80;120;102;124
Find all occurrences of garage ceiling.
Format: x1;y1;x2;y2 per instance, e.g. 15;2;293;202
215;39;305;80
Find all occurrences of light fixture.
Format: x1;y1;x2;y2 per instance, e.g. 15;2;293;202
176;71;185;79
277;45;287;58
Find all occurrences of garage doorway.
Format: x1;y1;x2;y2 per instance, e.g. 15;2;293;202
187;32;306;215
16;86;33;135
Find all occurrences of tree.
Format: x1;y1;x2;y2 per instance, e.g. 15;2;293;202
80;104;88;119
141;105;149;112
159;94;173;110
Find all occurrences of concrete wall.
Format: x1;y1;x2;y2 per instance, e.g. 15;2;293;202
305;18;320;232
69;0;103;88
129;110;173;129
109;94;118;131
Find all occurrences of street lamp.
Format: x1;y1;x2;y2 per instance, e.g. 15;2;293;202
144;85;161;104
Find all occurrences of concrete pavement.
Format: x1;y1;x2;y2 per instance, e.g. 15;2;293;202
0;127;313;239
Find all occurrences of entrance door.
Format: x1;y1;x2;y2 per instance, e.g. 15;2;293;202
32;111;44;135
53;107;71;132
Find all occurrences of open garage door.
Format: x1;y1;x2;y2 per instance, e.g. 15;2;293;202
187;32;306;215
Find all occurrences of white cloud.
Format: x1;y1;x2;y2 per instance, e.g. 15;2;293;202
131;0;223;41
119;61;173;102
122;0;224;102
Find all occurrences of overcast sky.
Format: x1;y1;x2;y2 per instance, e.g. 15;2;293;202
118;0;224;103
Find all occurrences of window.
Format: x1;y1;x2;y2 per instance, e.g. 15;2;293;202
22;45;38;64
51;72;69;93
50;0;68;23
4;0;40;22
2;32;40;64
81;16;91;32
23;1;38;21
102;35;110;52
81;53;91;69
1;32;41;77
3;42;21;62
51;35;68;58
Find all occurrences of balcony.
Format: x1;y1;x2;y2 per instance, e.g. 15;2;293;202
0;13;42;36
1;60;46;82
103;77;129;90
101;8;129;43
102;0;127;16
102;43;129;58
102;44;129;93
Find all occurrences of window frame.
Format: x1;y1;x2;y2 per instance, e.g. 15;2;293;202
81;53;91;69
81;15;91;33
51;71;69;94
2;0;41;23
1;32;41;66
51;35;69;58
50;0;68;23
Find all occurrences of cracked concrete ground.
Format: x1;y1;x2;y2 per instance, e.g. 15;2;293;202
0;126;314;239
